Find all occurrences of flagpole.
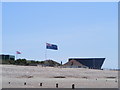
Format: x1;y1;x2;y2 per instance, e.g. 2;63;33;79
16;52;18;60
45;43;47;60
45;48;47;60
16;51;21;60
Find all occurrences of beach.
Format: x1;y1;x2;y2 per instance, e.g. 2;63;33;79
1;65;118;88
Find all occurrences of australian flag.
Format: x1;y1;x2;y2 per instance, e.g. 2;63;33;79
46;43;58;50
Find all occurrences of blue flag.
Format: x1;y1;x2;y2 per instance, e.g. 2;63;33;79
46;43;58;50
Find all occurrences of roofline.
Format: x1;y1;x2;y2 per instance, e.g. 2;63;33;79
0;54;15;56
69;57;105;59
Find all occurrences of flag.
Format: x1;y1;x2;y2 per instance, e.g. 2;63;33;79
16;51;21;54
46;43;58;50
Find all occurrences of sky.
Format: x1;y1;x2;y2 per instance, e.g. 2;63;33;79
2;2;118;69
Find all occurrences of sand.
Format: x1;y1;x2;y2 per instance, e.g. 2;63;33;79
1;65;118;88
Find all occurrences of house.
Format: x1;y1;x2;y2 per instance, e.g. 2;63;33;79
63;60;88;68
63;57;105;69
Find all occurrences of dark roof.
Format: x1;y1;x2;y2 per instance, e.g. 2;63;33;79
68;58;105;69
69;58;105;60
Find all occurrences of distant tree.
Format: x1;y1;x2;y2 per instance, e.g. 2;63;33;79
36;61;39;64
31;60;36;63
40;61;44;64
15;59;27;65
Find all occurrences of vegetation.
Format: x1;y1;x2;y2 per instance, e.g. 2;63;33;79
43;60;61;67
1;58;61;67
14;59;27;65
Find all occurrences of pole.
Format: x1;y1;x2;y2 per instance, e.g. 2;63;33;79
16;53;18;60
45;48;47;60
45;42;47;60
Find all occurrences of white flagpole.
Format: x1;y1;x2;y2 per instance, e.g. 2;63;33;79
45;43;47;60
16;52;18;60
45;48;47;60
16;51;21;60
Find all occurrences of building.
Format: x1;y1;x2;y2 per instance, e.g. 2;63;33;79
0;54;15;60
63;60;88;68
63;58;105;69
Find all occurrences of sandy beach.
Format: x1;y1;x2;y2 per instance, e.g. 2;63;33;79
1;65;118;88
